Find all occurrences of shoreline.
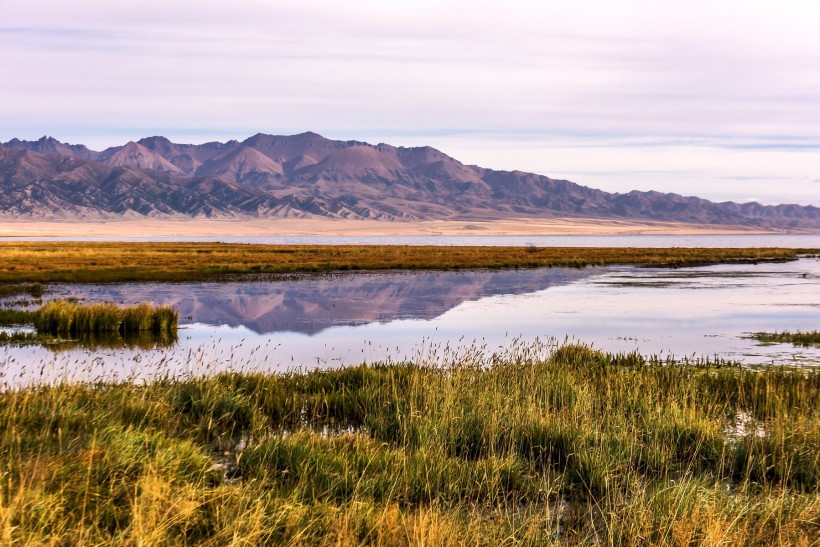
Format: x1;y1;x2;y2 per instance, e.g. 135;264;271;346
0;217;790;238
0;244;804;283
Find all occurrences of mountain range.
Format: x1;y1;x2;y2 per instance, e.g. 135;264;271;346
1;132;817;230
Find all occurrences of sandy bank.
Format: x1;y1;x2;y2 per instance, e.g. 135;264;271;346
0;217;780;238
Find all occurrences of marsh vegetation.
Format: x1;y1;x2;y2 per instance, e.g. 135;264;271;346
0;282;42;299
752;330;820;347
0;242;807;283
1;245;817;543
1;342;817;545
0;300;178;350
33;300;178;337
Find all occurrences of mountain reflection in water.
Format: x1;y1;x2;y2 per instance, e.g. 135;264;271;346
2;260;819;388
48;269;596;335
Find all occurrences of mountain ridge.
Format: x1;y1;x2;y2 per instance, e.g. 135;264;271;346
1;133;817;230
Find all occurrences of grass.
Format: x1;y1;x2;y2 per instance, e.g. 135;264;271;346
0;308;35;326
33;300;177;336
1;342;818;545
752;330;820;347
0;300;178;349
0;283;42;299
0;242;810;283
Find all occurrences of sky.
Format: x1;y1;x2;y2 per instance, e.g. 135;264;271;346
2;0;820;205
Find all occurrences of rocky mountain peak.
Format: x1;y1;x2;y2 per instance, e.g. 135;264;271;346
0;133;817;229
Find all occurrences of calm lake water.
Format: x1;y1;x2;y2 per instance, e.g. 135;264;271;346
2;257;818;387
4;234;820;247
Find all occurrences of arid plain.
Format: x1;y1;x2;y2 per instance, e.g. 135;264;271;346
0;217;778;238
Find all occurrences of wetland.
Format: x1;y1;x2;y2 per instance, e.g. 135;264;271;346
1;255;818;386
1;241;818;545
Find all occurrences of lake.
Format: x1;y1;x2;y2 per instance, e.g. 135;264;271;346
2;256;818;387
4;233;820;247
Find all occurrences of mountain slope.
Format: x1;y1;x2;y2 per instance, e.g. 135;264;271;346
1;133;817;229
99;141;185;175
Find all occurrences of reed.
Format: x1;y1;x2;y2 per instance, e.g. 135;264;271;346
0;301;177;349
33;299;178;336
0;341;817;545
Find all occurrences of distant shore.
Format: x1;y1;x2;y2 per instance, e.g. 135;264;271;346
0;217;787;238
0;243;803;283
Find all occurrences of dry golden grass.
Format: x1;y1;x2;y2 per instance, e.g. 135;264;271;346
0;242;808;283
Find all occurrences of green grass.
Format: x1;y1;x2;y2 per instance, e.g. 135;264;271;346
0;242;809;283
33;300;178;336
0;300;178;349
752;330;820;347
0;308;35;326
0;282;42;299
1;342;817;545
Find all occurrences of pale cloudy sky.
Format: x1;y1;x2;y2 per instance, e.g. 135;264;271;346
2;0;820;205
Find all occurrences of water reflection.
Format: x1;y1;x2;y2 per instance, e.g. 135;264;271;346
1;259;819;387
0;329;177;352
44;331;179;352
46;269;596;335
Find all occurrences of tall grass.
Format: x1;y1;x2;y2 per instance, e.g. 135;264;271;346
0;341;817;544
33;299;178;336
0;301;177;349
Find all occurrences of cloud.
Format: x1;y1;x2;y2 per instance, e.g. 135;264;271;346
2;0;820;205
4;1;820;136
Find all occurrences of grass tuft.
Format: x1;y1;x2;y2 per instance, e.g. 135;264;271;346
0;301;178;349
33;299;178;336
752;330;820;346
